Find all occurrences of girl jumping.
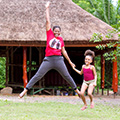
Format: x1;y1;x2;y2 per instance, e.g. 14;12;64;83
19;1;80;98
73;49;97;110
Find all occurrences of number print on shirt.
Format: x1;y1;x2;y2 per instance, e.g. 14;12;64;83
49;38;61;49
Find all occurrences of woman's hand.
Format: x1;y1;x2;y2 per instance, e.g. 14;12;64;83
45;1;50;9
69;61;76;68
72;66;75;70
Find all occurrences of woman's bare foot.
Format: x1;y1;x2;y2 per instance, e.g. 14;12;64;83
18;89;28;98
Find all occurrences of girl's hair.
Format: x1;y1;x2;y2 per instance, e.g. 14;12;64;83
84;49;95;65
84;49;95;58
53;26;61;31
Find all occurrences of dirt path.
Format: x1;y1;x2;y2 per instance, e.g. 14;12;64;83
0;94;120;106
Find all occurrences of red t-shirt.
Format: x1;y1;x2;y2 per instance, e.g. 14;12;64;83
45;29;64;56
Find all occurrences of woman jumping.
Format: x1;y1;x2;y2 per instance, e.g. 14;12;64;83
19;1;80;98
73;49;97;110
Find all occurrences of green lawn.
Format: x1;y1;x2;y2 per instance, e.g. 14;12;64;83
0;100;120;120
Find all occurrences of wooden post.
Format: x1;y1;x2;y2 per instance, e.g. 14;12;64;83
11;47;14;82
6;47;9;86
112;57;118;94
107;89;109;96
97;86;99;94
29;47;32;80
101;55;105;95
23;47;28;88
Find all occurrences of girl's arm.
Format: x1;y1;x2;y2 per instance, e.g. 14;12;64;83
92;66;97;86
73;65;83;75
45;2;51;31
73;67;83;75
61;47;75;68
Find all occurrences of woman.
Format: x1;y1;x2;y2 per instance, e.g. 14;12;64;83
19;1;80;98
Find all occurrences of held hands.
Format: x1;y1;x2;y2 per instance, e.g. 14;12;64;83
72;65;76;70
45;1;50;8
72;65;81;75
71;63;76;71
69;61;76;68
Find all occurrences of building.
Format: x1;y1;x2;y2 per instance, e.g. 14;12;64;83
0;0;118;94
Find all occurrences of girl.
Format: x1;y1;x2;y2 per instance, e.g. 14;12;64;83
73;49;97;110
19;1;80;98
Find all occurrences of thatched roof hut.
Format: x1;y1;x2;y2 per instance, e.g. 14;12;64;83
0;0;118;46
0;0;118;94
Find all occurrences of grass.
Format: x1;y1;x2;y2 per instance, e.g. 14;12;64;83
0;99;120;120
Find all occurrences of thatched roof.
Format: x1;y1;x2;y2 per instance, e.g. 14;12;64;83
0;0;118;45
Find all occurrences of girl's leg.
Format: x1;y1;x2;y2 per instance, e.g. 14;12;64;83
80;83;88;110
87;85;95;108
19;57;52;98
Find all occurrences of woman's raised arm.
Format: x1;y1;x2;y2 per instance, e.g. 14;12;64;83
45;1;51;31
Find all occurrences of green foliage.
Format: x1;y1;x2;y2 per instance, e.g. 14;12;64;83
73;0;120;85
90;29;120;60
0;57;6;88
106;29;118;38
118;56;120;85
90;33;103;42
89;25;120;85
73;0;120;59
94;56;101;87
27;61;37;72
72;0;119;26
73;0;96;13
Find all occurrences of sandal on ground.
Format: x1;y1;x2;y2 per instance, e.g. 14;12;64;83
90;103;94;109
81;106;87;111
18;89;27;98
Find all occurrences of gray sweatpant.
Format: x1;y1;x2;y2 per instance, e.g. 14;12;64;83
26;56;77;90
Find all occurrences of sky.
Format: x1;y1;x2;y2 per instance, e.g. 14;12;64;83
112;0;118;6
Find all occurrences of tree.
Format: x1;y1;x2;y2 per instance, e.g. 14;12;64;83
73;0;120;86
72;0;120;28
